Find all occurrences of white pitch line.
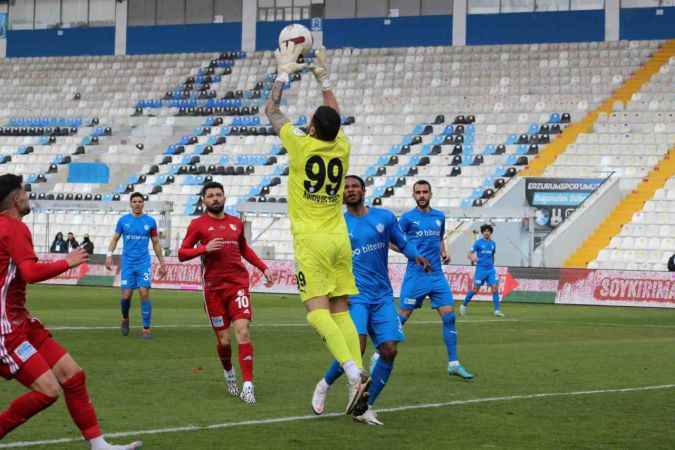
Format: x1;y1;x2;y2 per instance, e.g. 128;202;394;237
1;383;673;448
47;318;516;331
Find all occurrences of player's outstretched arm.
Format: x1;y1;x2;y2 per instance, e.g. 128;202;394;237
265;41;304;134
311;46;340;114
265;81;290;135
389;215;431;272
19;249;87;284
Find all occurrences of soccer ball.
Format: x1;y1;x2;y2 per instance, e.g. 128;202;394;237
278;23;313;55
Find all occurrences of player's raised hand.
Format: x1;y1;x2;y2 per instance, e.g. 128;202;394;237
65;248;88;268
263;268;274;288
310;46;331;91
205;238;226;253
415;256;432;273
274;41;306;78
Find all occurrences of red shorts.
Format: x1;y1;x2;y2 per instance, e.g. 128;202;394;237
203;286;252;331
0;319;67;387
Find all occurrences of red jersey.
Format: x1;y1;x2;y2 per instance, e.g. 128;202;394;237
178;214;268;291
0;215;69;335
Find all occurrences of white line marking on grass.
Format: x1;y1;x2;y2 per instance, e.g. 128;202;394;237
47;319;516;331
1;383;673;448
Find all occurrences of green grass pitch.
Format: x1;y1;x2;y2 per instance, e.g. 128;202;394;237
1;285;674;449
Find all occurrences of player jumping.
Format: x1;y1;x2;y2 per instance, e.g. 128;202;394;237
106;192;167;339
264;42;369;415
178;181;273;405
461;224;503;317
393;180;474;380
0;174;141;449
312;175;430;425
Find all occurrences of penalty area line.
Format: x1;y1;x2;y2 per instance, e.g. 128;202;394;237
1;383;674;448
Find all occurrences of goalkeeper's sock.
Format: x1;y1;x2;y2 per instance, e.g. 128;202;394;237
331;311;363;370
306;309;353;366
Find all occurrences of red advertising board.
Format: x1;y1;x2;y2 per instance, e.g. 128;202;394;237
557;269;675;307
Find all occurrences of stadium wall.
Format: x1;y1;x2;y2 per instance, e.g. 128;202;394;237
467;10;605;45
6;27;115;58
323;15;452;48
620;7;675;40
42;255;675;308
126;23;242;55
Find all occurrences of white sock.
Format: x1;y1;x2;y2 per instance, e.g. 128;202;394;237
89;436;108;450
342;360;360;383
318;378;330;390
448;360;460;368
242;381;253;389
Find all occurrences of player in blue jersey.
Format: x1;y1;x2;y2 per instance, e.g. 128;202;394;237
311;175;430;425
461;224;504;317
394;180;473;380
106;193;167;339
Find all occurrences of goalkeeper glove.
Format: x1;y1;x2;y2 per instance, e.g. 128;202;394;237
274;41;306;84
311;46;331;91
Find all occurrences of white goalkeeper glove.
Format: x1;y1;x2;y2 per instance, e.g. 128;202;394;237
311;46;331;91
274;41;306;84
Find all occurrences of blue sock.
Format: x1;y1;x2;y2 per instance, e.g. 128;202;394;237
442;312;458;362
323;359;344;385
463;290;475;306
367;358;393;406
492;291;500;311
141;299;152;329
398;313;408;326
120;299;130;319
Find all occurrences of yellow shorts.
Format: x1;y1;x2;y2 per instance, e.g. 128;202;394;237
292;232;358;302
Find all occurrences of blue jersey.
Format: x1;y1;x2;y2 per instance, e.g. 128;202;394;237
399;208;445;274
115;213;157;267
346;208;418;304
471;238;496;268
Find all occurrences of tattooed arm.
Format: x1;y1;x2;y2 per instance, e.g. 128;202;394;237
322;89;340;115
265;81;290;135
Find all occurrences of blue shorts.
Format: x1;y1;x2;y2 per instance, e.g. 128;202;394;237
349;298;404;348
399;272;454;310
474;267;498;287
120;263;152;290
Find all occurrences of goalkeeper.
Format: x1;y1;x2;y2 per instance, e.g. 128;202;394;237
264;43;370;417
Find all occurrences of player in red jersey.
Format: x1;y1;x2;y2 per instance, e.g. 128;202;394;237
178;181;273;405
0;174;141;449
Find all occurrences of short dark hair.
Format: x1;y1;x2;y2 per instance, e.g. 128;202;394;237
312;106;341;141
345;175;365;190
129;192;144;202
480;224;494;234
0;174;23;211
201;181;224;196
413;180;432;192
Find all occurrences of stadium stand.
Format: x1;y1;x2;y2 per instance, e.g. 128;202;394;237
2;40;673;265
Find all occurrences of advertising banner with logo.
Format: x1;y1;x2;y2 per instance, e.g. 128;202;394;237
525;177;604;247
37;255;548;303
557;269;675;308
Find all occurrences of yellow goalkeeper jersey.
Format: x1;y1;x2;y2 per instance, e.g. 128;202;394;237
279;122;350;236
